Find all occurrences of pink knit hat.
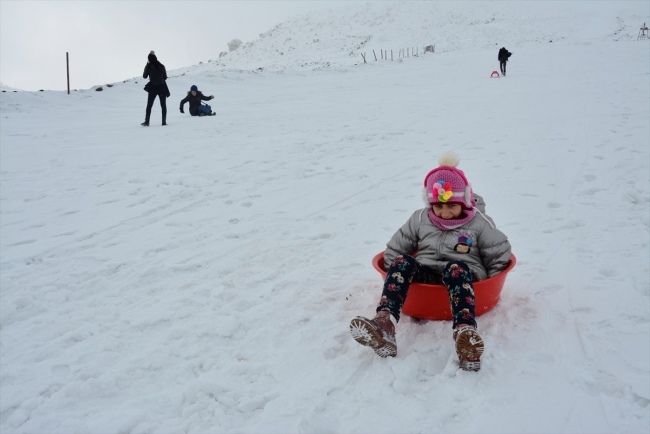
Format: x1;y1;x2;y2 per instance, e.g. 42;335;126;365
422;152;476;209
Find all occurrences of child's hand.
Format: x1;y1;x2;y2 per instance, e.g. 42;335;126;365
210;95;215;99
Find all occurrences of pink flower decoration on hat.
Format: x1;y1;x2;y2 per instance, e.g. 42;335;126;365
432;180;453;202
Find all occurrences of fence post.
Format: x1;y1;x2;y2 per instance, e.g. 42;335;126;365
66;52;70;95
373;50;377;61
391;50;393;61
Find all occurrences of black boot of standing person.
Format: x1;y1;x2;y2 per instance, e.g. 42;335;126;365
142;50;170;126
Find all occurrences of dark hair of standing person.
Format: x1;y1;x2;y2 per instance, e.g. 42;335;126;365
148;51;163;68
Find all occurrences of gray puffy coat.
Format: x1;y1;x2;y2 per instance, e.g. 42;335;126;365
384;194;511;281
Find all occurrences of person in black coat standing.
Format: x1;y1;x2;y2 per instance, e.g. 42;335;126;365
179;85;215;117
142;51;170;126
498;47;512;77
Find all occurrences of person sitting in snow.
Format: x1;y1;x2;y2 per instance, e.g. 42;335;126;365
498;47;512;76
350;152;512;371
179;85;215;117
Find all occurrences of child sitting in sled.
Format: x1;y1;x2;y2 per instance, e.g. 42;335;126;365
350;152;511;371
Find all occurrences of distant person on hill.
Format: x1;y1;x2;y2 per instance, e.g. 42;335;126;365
142;51;170;126
498;47;512;76
179;85;215;117
349;152;512;371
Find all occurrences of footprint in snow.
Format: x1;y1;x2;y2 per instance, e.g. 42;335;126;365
53;231;77;237
21;223;46;230
598;268;618;277
542;220;587;233
51;364;70;375
580;188;600;196
533;284;563;298
9;239;37;246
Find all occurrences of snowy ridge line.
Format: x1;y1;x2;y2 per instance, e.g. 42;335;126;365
174;1;649;76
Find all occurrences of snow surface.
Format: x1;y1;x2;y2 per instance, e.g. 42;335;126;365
1;2;649;433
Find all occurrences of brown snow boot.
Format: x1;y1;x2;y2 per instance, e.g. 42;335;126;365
454;325;484;371
350;311;397;357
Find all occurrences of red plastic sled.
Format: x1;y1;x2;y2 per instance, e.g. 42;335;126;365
372;252;516;320
490;71;500;78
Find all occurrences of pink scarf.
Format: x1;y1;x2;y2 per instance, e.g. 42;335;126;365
428;208;476;231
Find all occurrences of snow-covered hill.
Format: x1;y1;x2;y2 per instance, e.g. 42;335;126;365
1;1;649;433
202;1;648;73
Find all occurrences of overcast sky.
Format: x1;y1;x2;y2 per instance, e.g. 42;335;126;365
0;0;354;91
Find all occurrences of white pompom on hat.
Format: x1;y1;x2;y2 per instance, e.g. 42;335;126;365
422;152;475;208
438;151;460;168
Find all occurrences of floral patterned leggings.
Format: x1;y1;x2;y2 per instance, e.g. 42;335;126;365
377;255;477;329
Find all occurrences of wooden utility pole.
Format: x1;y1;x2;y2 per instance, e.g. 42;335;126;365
66;52;70;94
